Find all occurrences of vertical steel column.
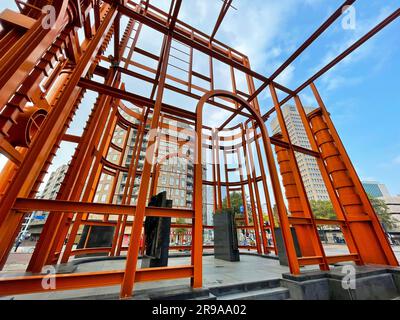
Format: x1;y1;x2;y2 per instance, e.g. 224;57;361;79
244;124;268;254
104;114;133;223
188;31;194;92
274;138;319;257
244;58;261;113
149;114;164;197
223;149;231;208
212;128;223;209
114;107;148;256
211;133;218;212
256;115;300;274
120;35;173;298
235;147;250;225
240;124;262;254
251;120;277;253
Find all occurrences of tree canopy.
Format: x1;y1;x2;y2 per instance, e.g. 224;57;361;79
222;192;244;213
309;200;336;220
221;192;398;231
368;196;398;231
309;196;398;231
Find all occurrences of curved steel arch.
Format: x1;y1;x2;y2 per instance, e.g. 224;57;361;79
193;90;301;283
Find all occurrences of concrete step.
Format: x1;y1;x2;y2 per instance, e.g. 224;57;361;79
148;287;212;300
190;294;217;301
209;278;281;297
218;287;290;300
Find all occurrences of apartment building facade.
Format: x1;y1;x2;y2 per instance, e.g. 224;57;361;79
270;105;330;202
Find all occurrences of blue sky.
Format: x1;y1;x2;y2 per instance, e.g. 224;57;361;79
1;0;399;195
191;0;400;195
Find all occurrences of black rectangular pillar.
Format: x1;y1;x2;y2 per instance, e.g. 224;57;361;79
141;191;172;268
274;227;301;266
214;209;240;262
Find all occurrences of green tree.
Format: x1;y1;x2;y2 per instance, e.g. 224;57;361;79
221;192;245;225
222;192;243;212
272;205;280;228
368;195;398;231
174;218;187;243
269;196;398;232
310;196;398;231
309;200;336;220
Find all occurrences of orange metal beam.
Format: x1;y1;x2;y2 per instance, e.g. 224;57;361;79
0;265;193;297
13;198;194;219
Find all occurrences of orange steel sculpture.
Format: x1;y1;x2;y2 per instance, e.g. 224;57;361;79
0;0;398;298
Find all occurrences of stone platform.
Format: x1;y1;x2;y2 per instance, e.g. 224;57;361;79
281;264;400;300
0;254;307;300
2;252;400;300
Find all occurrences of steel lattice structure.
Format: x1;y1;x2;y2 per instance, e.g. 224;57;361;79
0;0;399;298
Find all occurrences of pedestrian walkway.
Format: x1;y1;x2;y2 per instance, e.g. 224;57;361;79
2;245;400;300
1;254;306;300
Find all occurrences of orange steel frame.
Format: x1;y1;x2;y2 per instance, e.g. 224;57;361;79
0;0;398;298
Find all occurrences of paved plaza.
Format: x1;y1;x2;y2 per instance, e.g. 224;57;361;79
1;245;400;300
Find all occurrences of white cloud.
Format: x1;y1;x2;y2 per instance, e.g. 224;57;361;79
322;74;364;91
275;64;295;87
174;0;308;126
314;5;397;93
220;0;296;72
298;93;316;107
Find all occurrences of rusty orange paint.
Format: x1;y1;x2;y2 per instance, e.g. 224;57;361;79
0;1;398;299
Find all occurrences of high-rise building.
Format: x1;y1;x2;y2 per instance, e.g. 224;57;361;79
93;110;209;244
362;181;391;198
270;105;329;201
94;115;196;211
41;164;69;201
20;164;69;242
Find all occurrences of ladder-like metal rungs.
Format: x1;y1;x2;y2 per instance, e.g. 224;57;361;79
298;253;360;266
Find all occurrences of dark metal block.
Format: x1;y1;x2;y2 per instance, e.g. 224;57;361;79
214;210;240;262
